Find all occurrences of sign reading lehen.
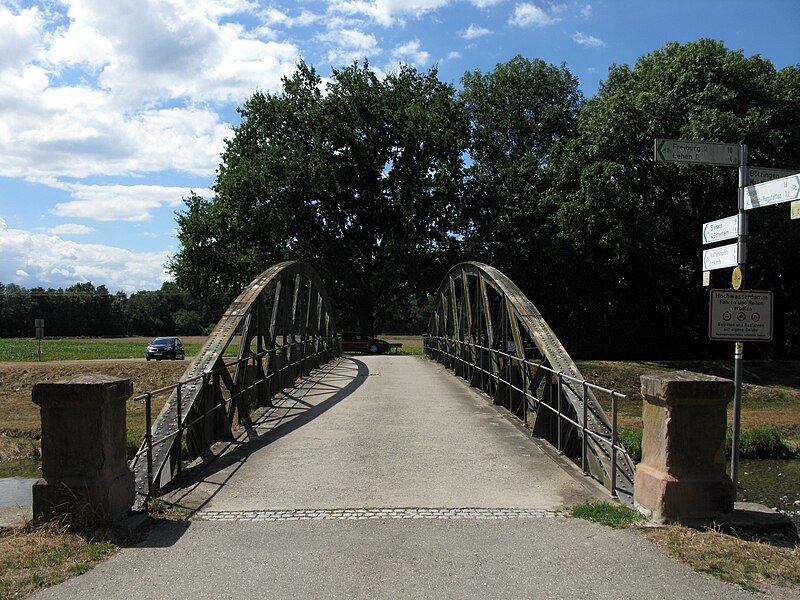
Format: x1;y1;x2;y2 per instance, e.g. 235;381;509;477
709;290;773;342
654;139;739;166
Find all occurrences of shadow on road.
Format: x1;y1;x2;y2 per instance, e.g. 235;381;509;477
155;357;369;519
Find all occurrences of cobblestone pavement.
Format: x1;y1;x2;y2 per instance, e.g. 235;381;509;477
194;507;560;521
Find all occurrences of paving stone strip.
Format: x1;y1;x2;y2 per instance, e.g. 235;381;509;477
194;507;561;521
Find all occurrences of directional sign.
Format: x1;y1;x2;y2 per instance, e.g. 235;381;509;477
709;290;773;342
702;214;738;245
654;139;739;166
744;173;800;210
749;166;799;185
702;243;738;271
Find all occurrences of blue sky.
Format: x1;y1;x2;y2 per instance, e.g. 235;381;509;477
1;0;798;293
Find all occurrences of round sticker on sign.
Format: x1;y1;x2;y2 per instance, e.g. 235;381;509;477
732;266;742;290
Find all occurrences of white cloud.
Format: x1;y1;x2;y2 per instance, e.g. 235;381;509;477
319;28;382;65
509;3;561;27
469;0;504;7
445;51;462;61
580;4;592;18
0;220;171;292
50;183;214;222
573;31;605;47
0;5;44;71
44;224;95;235
391;40;431;68
461;24;492;39
143;231;158;238
329;0;451;27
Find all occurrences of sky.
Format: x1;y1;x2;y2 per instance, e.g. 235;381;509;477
1;0;798;294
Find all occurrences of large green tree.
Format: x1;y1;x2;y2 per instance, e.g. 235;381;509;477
459;55;583;289
171;61;468;335
548;39;800;357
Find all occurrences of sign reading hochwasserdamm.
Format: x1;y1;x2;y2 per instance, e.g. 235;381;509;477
709;290;773;342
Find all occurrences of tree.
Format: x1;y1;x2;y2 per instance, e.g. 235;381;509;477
547;39;800;357
170;61;468;335
459;56;583;289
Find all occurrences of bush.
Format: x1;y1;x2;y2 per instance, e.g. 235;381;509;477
618;428;642;462
728;425;795;459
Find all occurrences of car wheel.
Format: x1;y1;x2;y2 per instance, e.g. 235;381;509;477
369;343;379;353
146;356;151;361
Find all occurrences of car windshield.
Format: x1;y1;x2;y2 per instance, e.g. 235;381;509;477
150;338;174;346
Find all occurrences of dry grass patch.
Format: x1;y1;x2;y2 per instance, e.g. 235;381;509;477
0;520;119;599
644;525;800;595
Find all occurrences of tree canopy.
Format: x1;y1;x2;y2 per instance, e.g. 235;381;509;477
170;61;468;335
169;40;800;358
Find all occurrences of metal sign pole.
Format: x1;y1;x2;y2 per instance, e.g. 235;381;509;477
731;143;748;493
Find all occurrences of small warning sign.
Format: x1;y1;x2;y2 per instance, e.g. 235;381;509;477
709;290;773;342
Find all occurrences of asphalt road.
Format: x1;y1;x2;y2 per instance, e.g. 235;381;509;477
32;356;762;599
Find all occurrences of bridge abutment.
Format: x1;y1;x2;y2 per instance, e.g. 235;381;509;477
32;374;135;524
634;370;735;523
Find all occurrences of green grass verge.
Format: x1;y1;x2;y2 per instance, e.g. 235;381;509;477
0;339;203;362
570;501;645;528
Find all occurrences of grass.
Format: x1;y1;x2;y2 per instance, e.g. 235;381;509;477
0;338;203;362
570;501;800;595
570;501;645;528
0;520;121;599
644;525;800;595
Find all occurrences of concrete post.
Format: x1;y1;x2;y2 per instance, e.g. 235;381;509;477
634;370;735;523
32;374;135;524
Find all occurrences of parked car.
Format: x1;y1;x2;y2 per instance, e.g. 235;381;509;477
340;332;391;354
145;337;185;361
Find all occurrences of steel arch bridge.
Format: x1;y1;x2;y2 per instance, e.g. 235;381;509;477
130;261;339;509
130;260;634;508
424;262;635;503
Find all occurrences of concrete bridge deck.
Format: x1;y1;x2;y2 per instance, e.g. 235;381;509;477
34;356;757;599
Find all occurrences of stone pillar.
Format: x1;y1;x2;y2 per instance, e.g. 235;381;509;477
32;374;135;524
634;370;735;523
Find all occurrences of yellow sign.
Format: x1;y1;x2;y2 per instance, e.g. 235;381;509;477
702;271;710;287
732;266;742;290
792;200;800;220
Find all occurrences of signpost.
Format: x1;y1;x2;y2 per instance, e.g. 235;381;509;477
701;214;738;245
34;319;44;361
654;139;739;166
709;290;773;342
655;137;748;494
658;138;798;493
702;243;738;271
744;173;800;210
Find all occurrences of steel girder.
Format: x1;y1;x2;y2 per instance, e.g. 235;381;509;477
130;261;339;509
424;262;635;503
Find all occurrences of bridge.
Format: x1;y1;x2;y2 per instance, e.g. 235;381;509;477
34;261;757;599
129;261;634;512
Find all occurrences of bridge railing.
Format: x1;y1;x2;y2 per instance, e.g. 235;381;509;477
424;335;626;499
425;262;635;504
130;335;340;504
129;261;340;510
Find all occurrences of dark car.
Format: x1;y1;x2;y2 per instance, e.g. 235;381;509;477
145;337;185;361
340;332;391;354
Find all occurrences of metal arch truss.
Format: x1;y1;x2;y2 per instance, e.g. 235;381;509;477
424;262;635;503
130;261;340;508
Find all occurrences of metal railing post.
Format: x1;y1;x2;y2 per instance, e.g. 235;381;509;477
556;372;564;455
581;380;589;476
145;392;154;501
610;390;619;499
